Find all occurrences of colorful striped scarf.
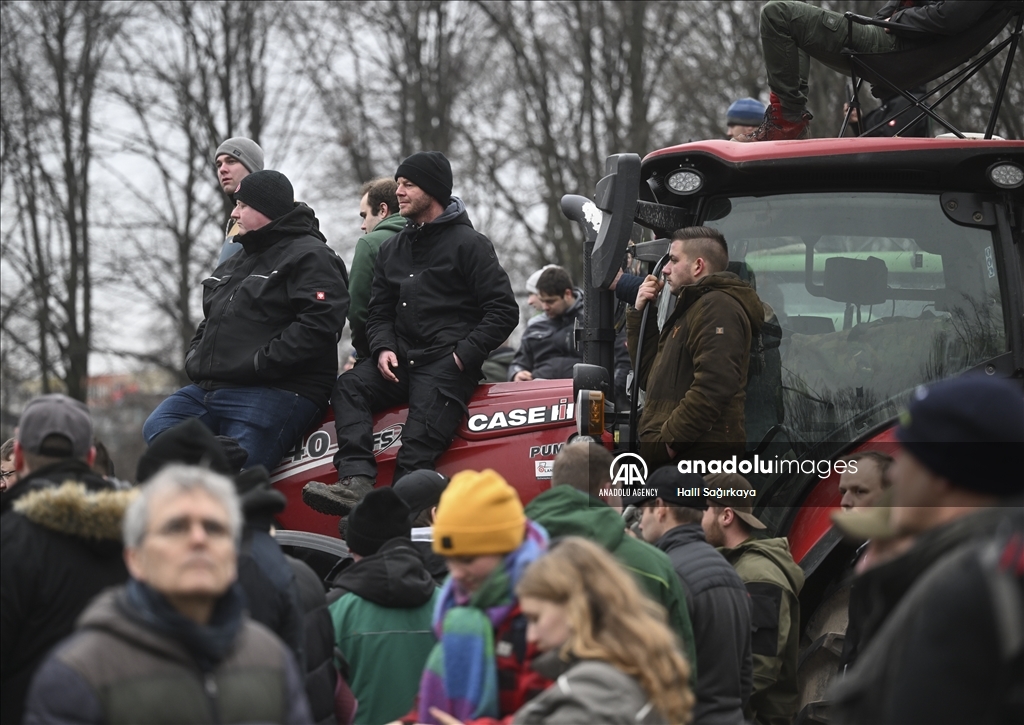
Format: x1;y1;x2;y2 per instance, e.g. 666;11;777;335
416;520;548;724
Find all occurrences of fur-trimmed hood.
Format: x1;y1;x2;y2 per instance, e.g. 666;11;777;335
13;481;136;542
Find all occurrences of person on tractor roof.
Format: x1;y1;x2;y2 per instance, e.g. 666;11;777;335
742;0;1000;141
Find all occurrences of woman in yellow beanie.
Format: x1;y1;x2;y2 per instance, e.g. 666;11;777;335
399;469;551;725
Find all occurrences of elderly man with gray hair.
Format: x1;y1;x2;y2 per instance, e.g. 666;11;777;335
24;466;312;725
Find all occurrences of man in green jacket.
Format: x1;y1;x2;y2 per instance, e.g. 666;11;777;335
627;226;764;469
348;177;406;359
523;441;698;676
703;473;804;725
327;486;438;724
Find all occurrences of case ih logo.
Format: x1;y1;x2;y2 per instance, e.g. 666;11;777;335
467;398;575;432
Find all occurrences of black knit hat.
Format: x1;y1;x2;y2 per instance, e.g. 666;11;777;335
346;487;411;557
896;375;1024;496
235;465;287;530
136;418;235;483
234;169;294;221
393;469;449;524
395;151;452;205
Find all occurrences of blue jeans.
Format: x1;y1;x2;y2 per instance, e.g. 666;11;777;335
144;385;321;471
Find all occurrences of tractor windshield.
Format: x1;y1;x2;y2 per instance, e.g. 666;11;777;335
702;191;1007;448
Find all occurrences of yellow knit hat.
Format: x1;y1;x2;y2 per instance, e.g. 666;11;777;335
432;469;525;556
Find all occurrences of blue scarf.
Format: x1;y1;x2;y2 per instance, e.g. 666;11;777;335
122;578;245;672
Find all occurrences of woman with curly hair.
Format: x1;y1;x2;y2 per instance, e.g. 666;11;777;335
512;536;694;724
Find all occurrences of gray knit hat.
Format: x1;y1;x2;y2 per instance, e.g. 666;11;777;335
214;137;265;173
234;170;294;221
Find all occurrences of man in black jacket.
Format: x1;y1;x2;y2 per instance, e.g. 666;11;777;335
508;266;585;382
829;374;1024;724
635;467;753;725
303;151;518;515
0;394;132;725
144;170;350;471
742;0;998;140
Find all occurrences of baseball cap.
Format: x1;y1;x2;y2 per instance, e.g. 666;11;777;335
703;472;766;529
17;394;93;459
393;469;449;524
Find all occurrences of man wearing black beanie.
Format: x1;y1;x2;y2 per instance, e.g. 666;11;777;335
326;487;439;723
144;169;350;473
303;151;518;515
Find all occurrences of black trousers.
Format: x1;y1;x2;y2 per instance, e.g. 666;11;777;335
331;355;478;481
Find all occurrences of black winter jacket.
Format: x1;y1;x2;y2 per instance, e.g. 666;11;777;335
875;0;997;37
237;526;306;671
366;197;518;374
186;203;349;407
656;523;753;725
286;555;337;725
0;465;132;725
840;505;1012;671
509;293;585;380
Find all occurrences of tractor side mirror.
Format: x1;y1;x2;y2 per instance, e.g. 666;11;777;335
592;153;641;289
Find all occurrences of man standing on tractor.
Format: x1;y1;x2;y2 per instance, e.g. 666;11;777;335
303;151;519;516
628;226;764;468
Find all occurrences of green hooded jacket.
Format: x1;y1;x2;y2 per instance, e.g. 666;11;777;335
627;271;764;467
348;213;407;357
524;486;698;678
720;536;805;725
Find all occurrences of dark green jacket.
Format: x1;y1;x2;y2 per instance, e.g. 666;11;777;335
327;538;439;724
627;272;764;467
524;486;698;677
720;537;805;725
348;213;406;357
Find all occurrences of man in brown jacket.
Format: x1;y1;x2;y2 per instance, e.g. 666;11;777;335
627;227;763;467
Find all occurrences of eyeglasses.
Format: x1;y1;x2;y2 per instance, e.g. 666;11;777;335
151;516;231;540
0;470;15;482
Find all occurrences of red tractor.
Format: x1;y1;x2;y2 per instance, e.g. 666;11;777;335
271;135;1023;715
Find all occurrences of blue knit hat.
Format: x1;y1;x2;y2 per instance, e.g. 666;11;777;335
727;97;766;126
896;375;1024;496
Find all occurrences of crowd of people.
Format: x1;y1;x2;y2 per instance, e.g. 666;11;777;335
2;372;1021;725
3;2;1022;720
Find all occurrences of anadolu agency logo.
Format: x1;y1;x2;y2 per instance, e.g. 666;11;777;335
602;453;658;499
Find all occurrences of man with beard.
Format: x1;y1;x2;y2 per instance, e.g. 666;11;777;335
627;226;764;468
303;152;518;515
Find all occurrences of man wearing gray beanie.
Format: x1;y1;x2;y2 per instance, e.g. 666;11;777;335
213;136;265;265
303;151;519;516
144;169;350;473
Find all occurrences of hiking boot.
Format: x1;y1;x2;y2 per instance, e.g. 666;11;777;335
301;475;375;516
740;95;813;142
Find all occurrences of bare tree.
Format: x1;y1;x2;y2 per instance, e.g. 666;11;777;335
1;0;129;401
101;0;301;384
290;1;489;184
